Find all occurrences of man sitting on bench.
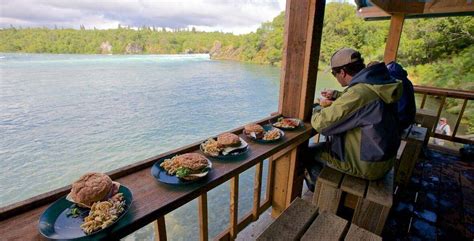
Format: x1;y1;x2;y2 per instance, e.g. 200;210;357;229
305;48;402;191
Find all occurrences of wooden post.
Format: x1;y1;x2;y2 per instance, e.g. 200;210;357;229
153;216;167;241
271;152;292;217
198;194;209;241
384;13;405;63
452;99;468;137
272;0;326;217
230;176;239;240
435;95;446;123
253;162;263;221
420;93;427;109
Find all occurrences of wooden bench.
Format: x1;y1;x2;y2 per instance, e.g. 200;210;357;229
257;198;381;241
396;125;427;186
312;167;393;235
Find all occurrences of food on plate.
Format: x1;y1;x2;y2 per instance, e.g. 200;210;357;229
320;98;333;107
243;123;265;139
160;153;211;180
201;138;221;157
201;133;248;157
68;172;120;208
62;172;127;235
263;129;281;140
80;193;126;234
273;118;301;129
217;133;241;147
244;123;283;141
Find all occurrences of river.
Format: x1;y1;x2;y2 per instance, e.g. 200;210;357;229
0;53;339;240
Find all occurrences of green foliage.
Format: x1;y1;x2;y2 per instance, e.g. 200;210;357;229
398;17;474;66
408;46;474;133
0;3;472;130
409;46;474;91
0;27;241;54
0;3;472;66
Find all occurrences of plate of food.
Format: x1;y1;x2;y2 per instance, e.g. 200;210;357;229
243;123;284;143
151;153;212;185
38;172;133;240
200;132;249;159
272;117;303;130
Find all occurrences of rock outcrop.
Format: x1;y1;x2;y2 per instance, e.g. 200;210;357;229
209;41;241;61
100;41;112;54
183;48;194;54
125;43;143;54
209;41;222;57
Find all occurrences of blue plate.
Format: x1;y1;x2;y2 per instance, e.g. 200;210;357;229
151;156;211;185
38;185;133;240
244;124;285;143
200;137;249;160
272;118;303;131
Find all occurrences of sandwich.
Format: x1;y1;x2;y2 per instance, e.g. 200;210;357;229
160;153;211;180
67;172;120;208
217;132;248;155
243;123;265;139
201;132;248;156
217;133;241;148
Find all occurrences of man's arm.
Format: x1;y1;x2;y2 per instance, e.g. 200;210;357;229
311;86;374;135
331;90;342;100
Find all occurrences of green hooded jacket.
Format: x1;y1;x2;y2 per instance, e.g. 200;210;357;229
312;63;403;180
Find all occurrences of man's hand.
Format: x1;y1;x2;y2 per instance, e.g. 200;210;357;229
321;89;334;99
320;99;333;107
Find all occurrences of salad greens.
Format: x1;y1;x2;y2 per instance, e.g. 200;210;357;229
175;167;191;178
67;206;81;218
175;167;210;178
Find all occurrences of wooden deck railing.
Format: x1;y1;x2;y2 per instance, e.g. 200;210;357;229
414;85;474;145
0;115;313;241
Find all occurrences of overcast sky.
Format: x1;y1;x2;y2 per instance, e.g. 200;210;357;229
0;0;294;34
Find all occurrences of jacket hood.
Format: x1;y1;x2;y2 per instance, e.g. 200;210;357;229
349;63;402;104
387;61;408;80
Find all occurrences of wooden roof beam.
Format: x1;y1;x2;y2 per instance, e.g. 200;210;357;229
272;0;326;218
384;13;405;63
357;5;390;19
365;0;474;17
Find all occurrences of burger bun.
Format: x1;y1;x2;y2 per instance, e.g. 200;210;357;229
67;172;114;208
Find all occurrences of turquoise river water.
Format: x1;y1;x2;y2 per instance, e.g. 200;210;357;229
0;53;338;240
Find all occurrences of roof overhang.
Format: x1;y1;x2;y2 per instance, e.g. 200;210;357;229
356;0;474;20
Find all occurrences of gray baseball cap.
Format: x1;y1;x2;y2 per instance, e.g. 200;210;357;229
330;48;363;68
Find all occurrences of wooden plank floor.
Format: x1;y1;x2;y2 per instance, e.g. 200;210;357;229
383;148;474;241
240;147;473;241
95;144;469;241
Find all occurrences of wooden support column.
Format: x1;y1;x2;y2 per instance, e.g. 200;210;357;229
252;162;263;221
230;176;239;240
384;13;405;63
198;194;209;241
153;216;167;241
272;0;326;217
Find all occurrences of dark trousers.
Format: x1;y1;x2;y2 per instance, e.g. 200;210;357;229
303;142;327;191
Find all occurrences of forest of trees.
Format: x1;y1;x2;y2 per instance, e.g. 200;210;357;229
1;2;473;131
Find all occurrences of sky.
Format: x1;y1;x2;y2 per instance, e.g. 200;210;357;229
0;0;292;34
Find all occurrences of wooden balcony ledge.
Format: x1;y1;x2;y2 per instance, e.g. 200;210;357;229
0;115;313;240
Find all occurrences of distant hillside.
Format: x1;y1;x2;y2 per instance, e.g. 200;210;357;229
1;3;471;67
0;26;237;55
2;3;472;132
